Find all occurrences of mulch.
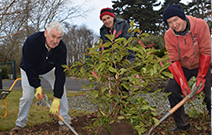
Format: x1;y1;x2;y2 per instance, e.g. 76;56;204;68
0;113;210;135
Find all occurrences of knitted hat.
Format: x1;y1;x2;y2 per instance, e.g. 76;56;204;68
99;8;115;20
163;4;186;25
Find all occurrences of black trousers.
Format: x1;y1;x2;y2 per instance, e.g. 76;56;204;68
165;66;211;127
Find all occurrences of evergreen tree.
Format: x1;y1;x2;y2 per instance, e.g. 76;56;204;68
112;0;161;34
112;0;211;35
186;0;211;28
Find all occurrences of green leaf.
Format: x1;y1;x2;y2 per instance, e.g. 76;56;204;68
134;125;147;134
103;42;112;48
99;38;103;45
106;123;111;134
151;112;158;116
162;71;173;78
147;49;157;55
195;125;202;130
93;120;100;128
142;67;146;74
97;62;106;72
99;102;104;108
150;69;154;76
158;62;171;73
91;90;99;98
80;67;85;74
74;61;83;66
133;28;140;34
115;37;127;43
136;53;144;59
153;117;160;126
105;34;115;42
127;37;133;43
203;126;207;131
141;105;151;110
115;73;119;79
119;68;127;75
117;116;125;120
108;66;116;73
101;86;107;94
61;64;69;69
153;64;157;74
130;21;134;29
141;33;150;37
157;74;164;79
121;83;130;91
99;110;106;116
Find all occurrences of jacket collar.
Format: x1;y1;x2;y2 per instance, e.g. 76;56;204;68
173;17;190;36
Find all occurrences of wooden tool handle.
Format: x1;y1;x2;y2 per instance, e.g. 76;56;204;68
169;96;189;114
56;113;65;122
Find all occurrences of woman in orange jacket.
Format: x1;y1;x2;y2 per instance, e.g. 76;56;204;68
163;4;211;132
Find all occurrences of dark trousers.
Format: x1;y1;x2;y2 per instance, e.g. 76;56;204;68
165;66;211;127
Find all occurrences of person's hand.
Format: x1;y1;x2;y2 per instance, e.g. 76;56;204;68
50;98;60;115
196;77;205;94
35;86;44;101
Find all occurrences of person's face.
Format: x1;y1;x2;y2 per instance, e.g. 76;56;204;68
101;15;114;29
44;28;63;49
167;16;187;32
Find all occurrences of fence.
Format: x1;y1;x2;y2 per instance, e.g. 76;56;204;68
0;60;17;79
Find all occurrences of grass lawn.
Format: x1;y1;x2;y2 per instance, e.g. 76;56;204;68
0;90;91;132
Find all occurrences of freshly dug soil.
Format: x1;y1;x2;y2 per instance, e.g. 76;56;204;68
0;113;210;135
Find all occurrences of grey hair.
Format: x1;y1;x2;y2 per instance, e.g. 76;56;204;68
46;21;64;36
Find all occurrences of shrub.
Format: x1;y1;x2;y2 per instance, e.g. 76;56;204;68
141;35;165;50
1;66;8;79
154;47;167;58
63;21;172;134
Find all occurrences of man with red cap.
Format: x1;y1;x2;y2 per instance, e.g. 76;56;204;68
163;4;211;132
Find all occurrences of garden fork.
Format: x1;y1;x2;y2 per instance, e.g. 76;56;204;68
39;94;79;135
147;82;202;135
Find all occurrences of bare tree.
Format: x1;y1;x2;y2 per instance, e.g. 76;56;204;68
63;24;99;67
0;0;29;39
29;0;92;31
0;0;92;38
0;0;92;74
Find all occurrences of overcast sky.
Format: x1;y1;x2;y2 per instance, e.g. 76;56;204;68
70;0;192;35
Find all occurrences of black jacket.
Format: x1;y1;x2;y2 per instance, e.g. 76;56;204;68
20;32;67;99
100;18;135;63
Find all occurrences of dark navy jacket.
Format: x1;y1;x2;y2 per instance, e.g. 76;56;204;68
20;32;67;99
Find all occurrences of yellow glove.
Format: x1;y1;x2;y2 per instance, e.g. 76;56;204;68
35;86;44;101
50;98;60;115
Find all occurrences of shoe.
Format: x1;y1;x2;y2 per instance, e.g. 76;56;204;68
59;125;70;132
10;126;24;133
170;124;190;132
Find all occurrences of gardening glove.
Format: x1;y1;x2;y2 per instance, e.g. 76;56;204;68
196;54;211;94
35;86;44;101
168;61;191;97
50;98;60;115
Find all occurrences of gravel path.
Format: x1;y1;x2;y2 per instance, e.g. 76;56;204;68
35;92;207;115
